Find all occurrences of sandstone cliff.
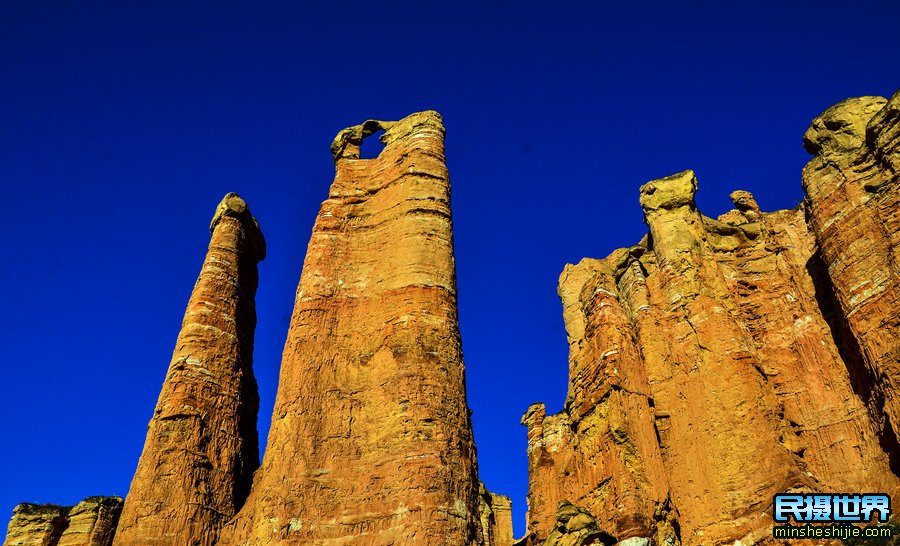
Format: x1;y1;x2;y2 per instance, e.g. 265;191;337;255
112;193;265;546
521;92;900;545
4;497;123;546
218;111;492;544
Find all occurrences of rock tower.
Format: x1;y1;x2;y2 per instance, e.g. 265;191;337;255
113;193;265;546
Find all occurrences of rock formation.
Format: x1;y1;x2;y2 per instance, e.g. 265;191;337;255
4;497;123;546
112;194;265;546
5;94;899;546
218;111;490;544
521;92;900;545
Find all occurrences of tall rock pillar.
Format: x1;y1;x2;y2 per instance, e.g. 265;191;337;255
114;193;265;546
220;111;482;545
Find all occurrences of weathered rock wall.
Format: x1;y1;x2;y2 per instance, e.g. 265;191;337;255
4;497;123;546
218;111;485;545
522;93;900;545
112;194;265;546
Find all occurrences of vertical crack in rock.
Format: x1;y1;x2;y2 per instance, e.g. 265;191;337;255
113;193;265;546
219;111;486;545
522;91;900;546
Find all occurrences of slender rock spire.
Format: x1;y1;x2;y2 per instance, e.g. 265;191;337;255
113;193;265;546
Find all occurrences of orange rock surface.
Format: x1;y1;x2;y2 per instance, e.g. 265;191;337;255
522;93;900;546
218;112;486;545
112;194;265;546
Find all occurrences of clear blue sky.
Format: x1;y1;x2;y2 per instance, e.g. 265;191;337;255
1;1;898;539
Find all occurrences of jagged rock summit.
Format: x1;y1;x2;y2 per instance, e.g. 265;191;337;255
5;93;900;546
520;91;900;546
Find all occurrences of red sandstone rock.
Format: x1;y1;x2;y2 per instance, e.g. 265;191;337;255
218;112;485;545
113;193;265;546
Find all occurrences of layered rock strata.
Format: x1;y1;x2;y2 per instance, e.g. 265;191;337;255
219;111;485;544
113;193;265;546
522;92;900;545
4;497;123;546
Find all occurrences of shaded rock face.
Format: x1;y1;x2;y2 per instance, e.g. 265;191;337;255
521;92;900;546
218;111;484;545
113;194;265;546
4;497;123;546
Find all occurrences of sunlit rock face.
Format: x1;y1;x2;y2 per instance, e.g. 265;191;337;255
218;111;490;545
521;93;900;546
113;194;265;546
4;497;123;546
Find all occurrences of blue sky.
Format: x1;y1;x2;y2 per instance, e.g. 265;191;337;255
1;1;898;538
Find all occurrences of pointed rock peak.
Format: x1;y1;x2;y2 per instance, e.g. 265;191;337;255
802;95;887;156
330;110;445;161
639;170;697;213
210;192;266;261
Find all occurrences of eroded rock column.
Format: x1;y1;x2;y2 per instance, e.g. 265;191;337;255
113;194;265;546
220;111;482;545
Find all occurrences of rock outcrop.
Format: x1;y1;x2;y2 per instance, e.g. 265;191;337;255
112;194;265;546
218;111;485;544
4;497;123;546
521;92;900;545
